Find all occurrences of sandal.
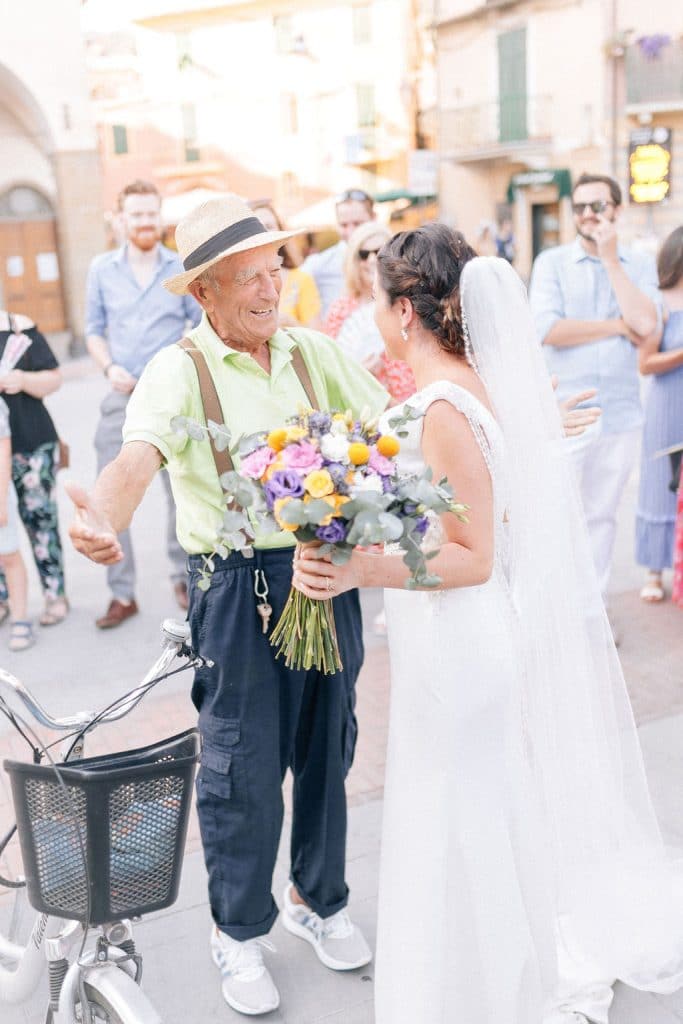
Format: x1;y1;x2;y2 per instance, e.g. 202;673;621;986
640;574;665;603
39;596;70;626
9;621;35;652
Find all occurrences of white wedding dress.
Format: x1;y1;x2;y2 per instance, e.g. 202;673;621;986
373;257;683;1024
376;380;556;1023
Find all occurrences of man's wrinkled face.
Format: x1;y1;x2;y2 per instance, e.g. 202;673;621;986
336;200;373;242
571;182;619;243
198;244;284;348
120;193;162;251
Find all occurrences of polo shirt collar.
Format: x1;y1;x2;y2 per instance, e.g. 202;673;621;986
197;317;295;367
571;236;629;264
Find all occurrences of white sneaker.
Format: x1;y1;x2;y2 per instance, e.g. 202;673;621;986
210;926;280;1016
281;883;372;971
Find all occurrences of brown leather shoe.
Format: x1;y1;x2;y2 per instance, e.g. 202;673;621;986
174;580;189;611
95;599;139;630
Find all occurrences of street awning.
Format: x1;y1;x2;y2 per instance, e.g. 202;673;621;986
506;169;572;203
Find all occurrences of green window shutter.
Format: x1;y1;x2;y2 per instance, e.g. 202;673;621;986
112;124;128;155
498;28;527;142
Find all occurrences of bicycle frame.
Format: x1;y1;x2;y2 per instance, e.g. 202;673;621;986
0;619;198;1022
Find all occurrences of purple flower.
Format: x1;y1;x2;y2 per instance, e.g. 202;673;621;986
414;516;429;537
264;469;305;509
316;519;348;543
308;411;332;436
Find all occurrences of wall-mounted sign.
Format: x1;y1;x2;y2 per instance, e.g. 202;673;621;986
629;127;672;204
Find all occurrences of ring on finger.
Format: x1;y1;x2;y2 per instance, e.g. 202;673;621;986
326;577;332;593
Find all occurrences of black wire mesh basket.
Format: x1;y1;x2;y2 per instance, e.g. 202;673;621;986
3;729;199;925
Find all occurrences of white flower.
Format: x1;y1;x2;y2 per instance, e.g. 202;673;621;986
320;433;350;463
23;471;40;490
350;471;383;495
330;418;349;436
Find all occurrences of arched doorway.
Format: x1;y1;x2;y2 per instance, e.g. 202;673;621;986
0;185;66;331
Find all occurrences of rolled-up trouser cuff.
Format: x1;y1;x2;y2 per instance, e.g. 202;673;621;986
215;898;278;942
290;873;349;920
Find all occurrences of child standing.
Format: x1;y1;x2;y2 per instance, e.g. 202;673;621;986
0;395;32;650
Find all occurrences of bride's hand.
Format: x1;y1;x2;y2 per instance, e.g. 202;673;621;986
292;547;364;600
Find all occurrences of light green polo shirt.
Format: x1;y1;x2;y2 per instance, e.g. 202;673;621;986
123;314;389;554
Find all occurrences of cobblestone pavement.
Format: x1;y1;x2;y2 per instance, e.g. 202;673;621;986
0;362;681;1022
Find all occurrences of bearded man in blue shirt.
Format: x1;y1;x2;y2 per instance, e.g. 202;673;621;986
85;180;201;628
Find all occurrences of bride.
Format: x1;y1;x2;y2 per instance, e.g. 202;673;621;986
292;224;683;1023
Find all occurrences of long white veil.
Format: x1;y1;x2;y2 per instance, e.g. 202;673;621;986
461;256;683;993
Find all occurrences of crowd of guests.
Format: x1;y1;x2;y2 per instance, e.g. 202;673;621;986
0;174;681;652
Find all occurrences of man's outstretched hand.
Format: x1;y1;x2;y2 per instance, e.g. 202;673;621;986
65;480;123;565
559;387;602;438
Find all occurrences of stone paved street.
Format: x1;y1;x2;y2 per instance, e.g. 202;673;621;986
0;361;682;1022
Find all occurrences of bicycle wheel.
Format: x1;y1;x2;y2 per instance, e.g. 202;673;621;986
76;966;162;1024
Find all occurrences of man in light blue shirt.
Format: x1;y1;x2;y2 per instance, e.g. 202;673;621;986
302;189;375;317
85;179;201;627
530;172;659;609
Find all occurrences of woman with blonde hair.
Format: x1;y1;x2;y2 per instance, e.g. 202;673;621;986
325;221;415;403
250;201;322;328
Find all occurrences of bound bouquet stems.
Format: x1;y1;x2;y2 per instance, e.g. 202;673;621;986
270;574;342;674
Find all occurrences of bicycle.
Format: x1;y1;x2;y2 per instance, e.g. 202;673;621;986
0;618;206;1023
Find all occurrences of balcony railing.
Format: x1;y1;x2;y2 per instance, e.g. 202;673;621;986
625;40;683;108
441;96;552;157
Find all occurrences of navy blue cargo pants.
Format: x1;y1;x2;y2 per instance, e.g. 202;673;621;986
187;547;364;941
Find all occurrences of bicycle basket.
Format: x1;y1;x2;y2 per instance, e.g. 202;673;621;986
3;729;199;925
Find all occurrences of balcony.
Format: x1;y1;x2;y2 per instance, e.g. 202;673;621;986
440;95;552;162
625;40;683;112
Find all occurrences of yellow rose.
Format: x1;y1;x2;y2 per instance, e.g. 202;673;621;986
317;493;350;526
273;497;298;532
376;435;400;458
285;425;307;443
348;442;370;466
304;469;335;499
267;428;288;452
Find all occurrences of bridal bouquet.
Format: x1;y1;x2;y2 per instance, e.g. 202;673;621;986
173;407;466;673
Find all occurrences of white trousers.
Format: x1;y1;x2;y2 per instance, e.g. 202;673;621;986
569;427;640;597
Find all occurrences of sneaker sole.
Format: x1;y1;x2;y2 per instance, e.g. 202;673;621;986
210;945;280;1016
280;912;372;971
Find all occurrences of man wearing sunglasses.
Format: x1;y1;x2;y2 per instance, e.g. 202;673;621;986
529;172;659;626
302;189;375;317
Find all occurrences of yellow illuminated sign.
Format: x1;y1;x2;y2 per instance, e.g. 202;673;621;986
629;130;672;204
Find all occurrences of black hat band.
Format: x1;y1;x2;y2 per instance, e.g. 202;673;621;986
183;217;268;271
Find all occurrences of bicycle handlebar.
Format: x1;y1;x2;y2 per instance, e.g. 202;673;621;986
0;618;194;733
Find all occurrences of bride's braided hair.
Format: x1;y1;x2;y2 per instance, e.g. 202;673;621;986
377;224;477;356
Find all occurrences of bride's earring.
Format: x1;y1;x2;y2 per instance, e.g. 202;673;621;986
400;327;409;342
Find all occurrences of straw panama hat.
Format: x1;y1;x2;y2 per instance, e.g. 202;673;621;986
164;193;302;295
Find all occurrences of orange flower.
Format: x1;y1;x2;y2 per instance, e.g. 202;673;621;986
348;442;370;465
267;428;288;452
376;435;400;458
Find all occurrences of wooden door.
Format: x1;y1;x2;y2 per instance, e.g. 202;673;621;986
0;219;66;331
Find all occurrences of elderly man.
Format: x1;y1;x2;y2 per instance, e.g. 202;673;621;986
302;188;375;317
68;195;386;1017
85;179;201;627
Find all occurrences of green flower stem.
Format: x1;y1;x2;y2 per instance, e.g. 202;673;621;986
270;587;343;674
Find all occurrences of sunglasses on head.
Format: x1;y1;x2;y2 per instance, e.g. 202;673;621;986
337;189;373;205
571;199;615;216
358;246;382;261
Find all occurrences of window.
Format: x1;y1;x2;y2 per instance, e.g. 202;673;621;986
281;93;299;135
176;31;192;70
181;104;200;162
497;27;527;142
112;124;128;155
274;15;294;53
356;83;375;128
352;5;372;45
